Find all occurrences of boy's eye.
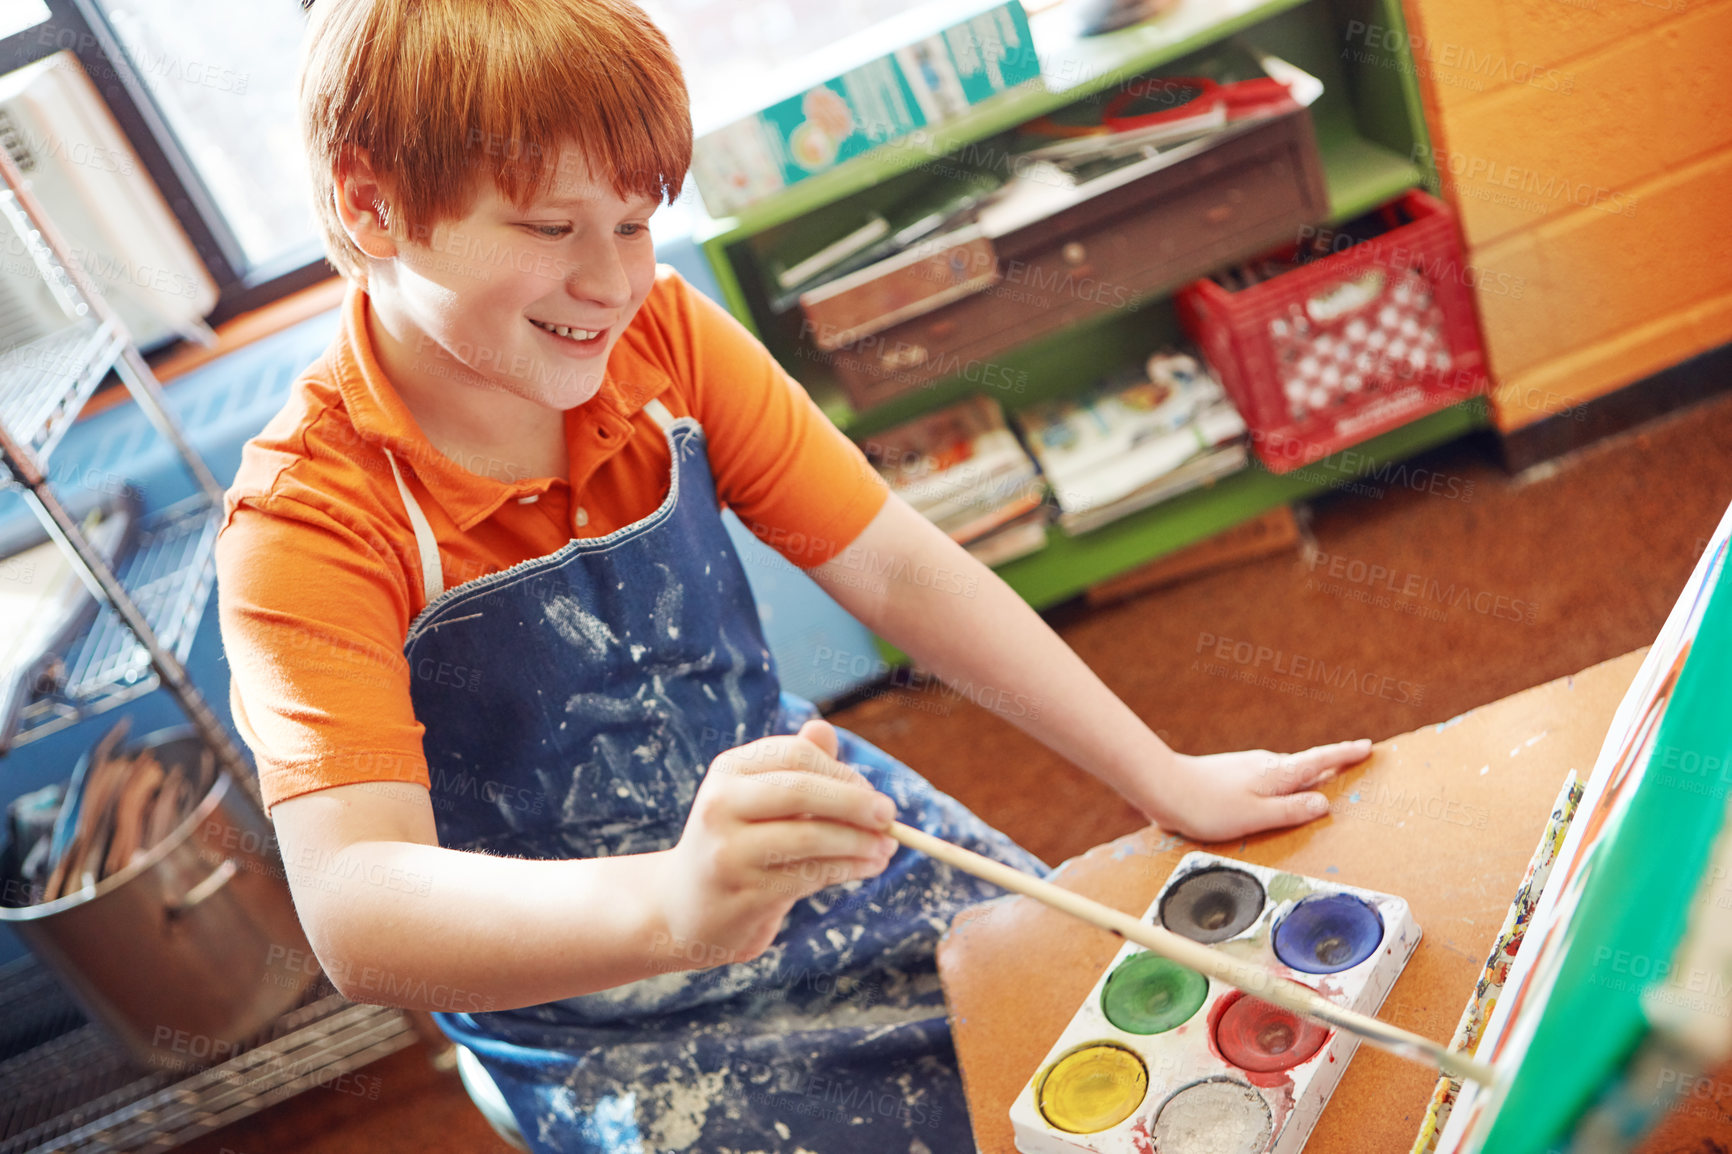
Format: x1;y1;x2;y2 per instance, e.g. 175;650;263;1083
525;224;570;238
617;223;648;238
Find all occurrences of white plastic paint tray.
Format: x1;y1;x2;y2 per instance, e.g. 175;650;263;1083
1009;851;1420;1153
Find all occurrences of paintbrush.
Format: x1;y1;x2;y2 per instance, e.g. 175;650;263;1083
888;821;1501;1086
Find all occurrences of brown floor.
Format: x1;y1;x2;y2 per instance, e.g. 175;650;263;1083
180;389;1732;1154
853;390;1732;870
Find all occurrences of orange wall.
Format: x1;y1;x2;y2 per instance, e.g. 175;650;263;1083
1398;0;1732;431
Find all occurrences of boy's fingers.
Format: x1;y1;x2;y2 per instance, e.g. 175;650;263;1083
724;771;895;828
796;719;840;760
1285;791;1333;827
747;820;896;869
1259;791;1333;832
715;736;867;787
1328;738;1375;765
755;852;893;903
1265;740;1372;791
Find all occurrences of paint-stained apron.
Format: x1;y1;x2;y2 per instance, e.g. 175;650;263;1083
389;400;1049;1153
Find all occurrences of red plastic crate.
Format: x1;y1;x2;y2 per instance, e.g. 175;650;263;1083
1176;190;1487;474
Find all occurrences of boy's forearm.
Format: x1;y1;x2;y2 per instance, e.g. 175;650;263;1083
814;498;1179;814
883;562;1179;810
292;838;679;1013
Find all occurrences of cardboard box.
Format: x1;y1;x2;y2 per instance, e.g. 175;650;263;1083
691;2;1039;218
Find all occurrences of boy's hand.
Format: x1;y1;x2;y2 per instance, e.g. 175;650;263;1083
651;721;897;971
1137;740;1373;843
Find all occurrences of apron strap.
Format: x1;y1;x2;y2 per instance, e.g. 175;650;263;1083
388;403;678;606
384;450;445;604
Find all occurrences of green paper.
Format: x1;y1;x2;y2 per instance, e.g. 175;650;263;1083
1481;543;1732;1152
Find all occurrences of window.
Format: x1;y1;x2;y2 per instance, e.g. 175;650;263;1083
0;0;1021;336
0;0;329;328
642;0;941;131
91;0;318;271
0;3;51;41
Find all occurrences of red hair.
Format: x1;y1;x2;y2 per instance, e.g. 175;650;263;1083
300;0;691;279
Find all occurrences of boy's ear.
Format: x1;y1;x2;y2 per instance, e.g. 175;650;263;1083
333;152;399;261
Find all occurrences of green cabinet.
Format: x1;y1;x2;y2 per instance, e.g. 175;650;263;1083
693;0;1486;610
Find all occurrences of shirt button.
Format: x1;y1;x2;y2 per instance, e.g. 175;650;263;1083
575;506;590;528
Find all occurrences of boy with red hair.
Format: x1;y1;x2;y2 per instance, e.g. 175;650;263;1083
216;0;1369;1148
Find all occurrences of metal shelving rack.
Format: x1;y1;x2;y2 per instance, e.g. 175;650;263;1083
0;956;417;1154
0;147;244;771
0;151;426;1149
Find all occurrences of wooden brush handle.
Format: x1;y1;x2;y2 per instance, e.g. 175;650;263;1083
889;821;1500;1086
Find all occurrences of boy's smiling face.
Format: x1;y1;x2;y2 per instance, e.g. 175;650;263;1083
354;143;662;415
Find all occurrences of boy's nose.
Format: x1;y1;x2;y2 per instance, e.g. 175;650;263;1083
561;244;633;309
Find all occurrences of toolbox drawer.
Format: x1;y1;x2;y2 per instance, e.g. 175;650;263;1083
822;106;1329;409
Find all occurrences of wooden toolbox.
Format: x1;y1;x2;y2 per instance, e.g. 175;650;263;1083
807;105;1330;410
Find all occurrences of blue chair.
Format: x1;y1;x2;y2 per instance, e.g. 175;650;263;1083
454;1043;528;1150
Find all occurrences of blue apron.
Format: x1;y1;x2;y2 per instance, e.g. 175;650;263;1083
388;399;1049;1153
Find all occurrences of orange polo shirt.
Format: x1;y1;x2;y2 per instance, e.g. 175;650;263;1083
215;266;887;810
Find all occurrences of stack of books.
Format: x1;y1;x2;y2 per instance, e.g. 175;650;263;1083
1013;351;1248;535
862;394;1048;567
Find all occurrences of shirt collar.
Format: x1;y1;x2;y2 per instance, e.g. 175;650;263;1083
332;282;671;531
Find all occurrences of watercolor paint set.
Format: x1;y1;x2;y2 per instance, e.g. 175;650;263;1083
1009;852;1420;1154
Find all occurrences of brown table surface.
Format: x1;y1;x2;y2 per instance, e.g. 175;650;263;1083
937;649;1648;1154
